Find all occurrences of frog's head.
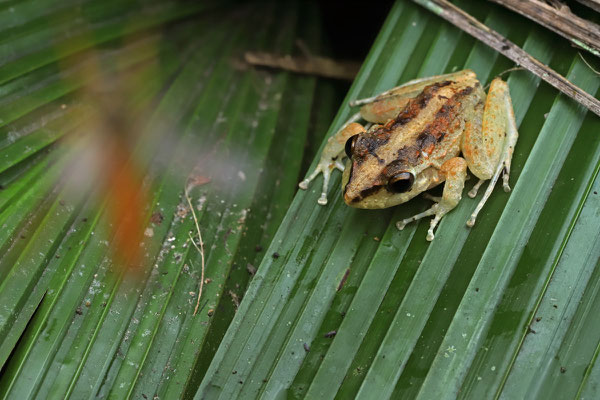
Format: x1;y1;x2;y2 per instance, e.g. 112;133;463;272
341;132;431;209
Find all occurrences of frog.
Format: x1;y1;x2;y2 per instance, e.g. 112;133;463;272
298;69;518;241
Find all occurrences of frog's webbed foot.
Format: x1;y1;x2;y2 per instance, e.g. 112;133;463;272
299;113;363;205
396;205;441;241
397;157;467;241
299;160;339;205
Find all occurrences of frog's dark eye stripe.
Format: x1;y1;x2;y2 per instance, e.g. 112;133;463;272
387;172;415;193
345;135;359;159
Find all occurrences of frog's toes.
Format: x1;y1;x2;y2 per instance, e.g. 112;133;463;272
299;162;335;206
298;180;309;190
422;193;441;203
502;169;511;192
334;160;345;172
299;164;325;191
466;215;476;228
396;207;437;233
468;179;485;198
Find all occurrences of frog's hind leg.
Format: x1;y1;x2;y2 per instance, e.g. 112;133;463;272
352;70;477;124
397;157;468;241
350;70;474;107
464;78;518;227
299;113;364;205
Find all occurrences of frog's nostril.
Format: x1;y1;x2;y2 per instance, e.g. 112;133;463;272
343;191;354;205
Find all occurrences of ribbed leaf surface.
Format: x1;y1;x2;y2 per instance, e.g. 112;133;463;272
197;1;600;399
2;0;600;399
0;1;340;399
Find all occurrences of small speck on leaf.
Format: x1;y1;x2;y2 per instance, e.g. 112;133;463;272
246;263;256;275
150;212;164;224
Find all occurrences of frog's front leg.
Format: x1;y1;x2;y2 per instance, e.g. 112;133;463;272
461;77;518;227
397;157;467;241
299;114;364;205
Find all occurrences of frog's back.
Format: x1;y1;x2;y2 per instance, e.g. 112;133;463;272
353;72;483;173
344;70;484;207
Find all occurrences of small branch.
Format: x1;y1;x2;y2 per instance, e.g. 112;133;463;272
185;190;205;316
412;0;600;118
579;53;600;76
574;0;600;14
489;0;600;57
244;51;361;81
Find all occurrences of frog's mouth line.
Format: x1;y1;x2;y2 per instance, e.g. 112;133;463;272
351;185;384;203
343;160;354;198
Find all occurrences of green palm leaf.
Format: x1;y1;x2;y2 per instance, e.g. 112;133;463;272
197;1;600;399
0;1;339;398
1;0;600;399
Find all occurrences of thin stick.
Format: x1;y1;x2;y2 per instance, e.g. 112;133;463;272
484;67;525;90
575;0;600;13
244;51;361;81
412;0;600;118
185;190;205;316
490;0;600;57
578;53;600;76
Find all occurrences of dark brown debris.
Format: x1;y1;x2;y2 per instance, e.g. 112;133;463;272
150;212;164;224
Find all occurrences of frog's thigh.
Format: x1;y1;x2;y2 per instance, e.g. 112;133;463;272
465;78;519;226
462;77;515;180
397;157;467;241
357;70;478;124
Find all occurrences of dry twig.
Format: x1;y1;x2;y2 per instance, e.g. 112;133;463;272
575;0;600;13
578;53;600;76
244;51;361;81
412;0;600;118
489;0;600;57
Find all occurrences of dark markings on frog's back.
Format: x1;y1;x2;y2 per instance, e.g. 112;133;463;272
390;80;453;129
347;81;478;200
358;136;387;163
353;80;454;165
389;84;476;171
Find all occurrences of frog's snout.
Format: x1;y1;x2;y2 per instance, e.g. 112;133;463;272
343;191;354;206
342;180;362;206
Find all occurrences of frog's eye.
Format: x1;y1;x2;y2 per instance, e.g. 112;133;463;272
345;135;359;159
387;172;415;193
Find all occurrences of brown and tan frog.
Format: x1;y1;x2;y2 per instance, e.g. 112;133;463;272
299;70;518;241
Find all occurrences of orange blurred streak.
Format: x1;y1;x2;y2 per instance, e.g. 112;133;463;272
102;137;147;271
53;18;160;273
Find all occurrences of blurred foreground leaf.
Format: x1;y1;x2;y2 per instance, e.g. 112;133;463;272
0;1;344;398
2;0;600;399
197;1;600;399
